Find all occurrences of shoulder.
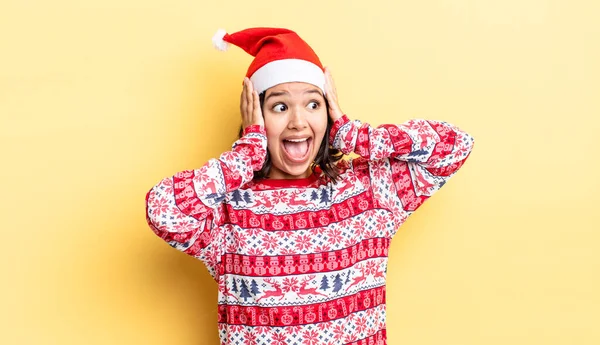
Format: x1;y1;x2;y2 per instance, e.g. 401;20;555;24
332;157;374;187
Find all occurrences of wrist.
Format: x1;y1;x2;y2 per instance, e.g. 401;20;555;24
329;114;349;145
242;124;266;136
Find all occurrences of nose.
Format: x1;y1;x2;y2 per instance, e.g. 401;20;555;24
287;106;308;130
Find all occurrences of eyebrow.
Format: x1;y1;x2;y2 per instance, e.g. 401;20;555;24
265;91;289;102
265;89;323;102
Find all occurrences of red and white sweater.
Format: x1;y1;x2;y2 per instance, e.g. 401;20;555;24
145;115;474;345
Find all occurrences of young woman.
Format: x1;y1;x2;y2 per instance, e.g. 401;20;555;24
145;27;474;345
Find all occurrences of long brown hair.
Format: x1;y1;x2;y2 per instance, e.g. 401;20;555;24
237;92;343;181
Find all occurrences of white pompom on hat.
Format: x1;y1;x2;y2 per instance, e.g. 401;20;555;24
212;27;326;95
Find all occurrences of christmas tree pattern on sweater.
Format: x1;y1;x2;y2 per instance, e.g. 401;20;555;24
146;115;474;345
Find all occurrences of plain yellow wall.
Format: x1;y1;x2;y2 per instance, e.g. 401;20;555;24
2;0;599;344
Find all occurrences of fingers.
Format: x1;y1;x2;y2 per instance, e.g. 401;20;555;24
251;87;264;127
245;78;253;112
252;90;261;120
240;80;247;118
324;67;337;105
324;67;336;96
324;66;343;122
240;78;264;128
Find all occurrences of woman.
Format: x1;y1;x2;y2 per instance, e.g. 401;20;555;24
145;27;474;345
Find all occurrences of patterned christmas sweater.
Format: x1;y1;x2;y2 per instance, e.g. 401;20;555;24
145;115;474;345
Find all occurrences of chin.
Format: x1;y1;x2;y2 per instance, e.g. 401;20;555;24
283;164;312;178
268;159;313;179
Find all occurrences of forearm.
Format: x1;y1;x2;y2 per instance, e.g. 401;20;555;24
146;125;267;233
330;115;474;173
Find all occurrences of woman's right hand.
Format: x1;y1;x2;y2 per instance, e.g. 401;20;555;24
240;77;264;129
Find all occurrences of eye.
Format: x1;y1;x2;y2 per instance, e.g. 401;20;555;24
272;103;287;113
307;101;320;110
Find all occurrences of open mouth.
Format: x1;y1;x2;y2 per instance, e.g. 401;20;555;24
282;137;313;163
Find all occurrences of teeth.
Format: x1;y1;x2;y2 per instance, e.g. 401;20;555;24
285;138;308;143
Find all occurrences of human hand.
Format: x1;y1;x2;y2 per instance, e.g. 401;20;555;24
324;67;344;122
240;77;264;129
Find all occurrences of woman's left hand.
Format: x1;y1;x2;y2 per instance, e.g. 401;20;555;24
324;67;344;122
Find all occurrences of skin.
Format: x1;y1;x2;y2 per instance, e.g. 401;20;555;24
240;67;344;179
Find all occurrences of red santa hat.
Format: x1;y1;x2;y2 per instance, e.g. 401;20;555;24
212;27;326;95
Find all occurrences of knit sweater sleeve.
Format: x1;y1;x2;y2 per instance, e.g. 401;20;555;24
145;125;267;278
330;115;474;234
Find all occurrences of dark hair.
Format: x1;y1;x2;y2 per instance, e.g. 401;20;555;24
237;91;343;181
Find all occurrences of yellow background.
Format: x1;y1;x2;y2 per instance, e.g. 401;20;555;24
2;0;599;344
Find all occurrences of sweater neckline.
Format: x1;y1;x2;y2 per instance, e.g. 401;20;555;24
253;168;322;189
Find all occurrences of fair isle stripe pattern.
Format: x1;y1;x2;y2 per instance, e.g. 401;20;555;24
218;285;386;326
146;116;474;344
218;310;388;344
219;237;391;277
